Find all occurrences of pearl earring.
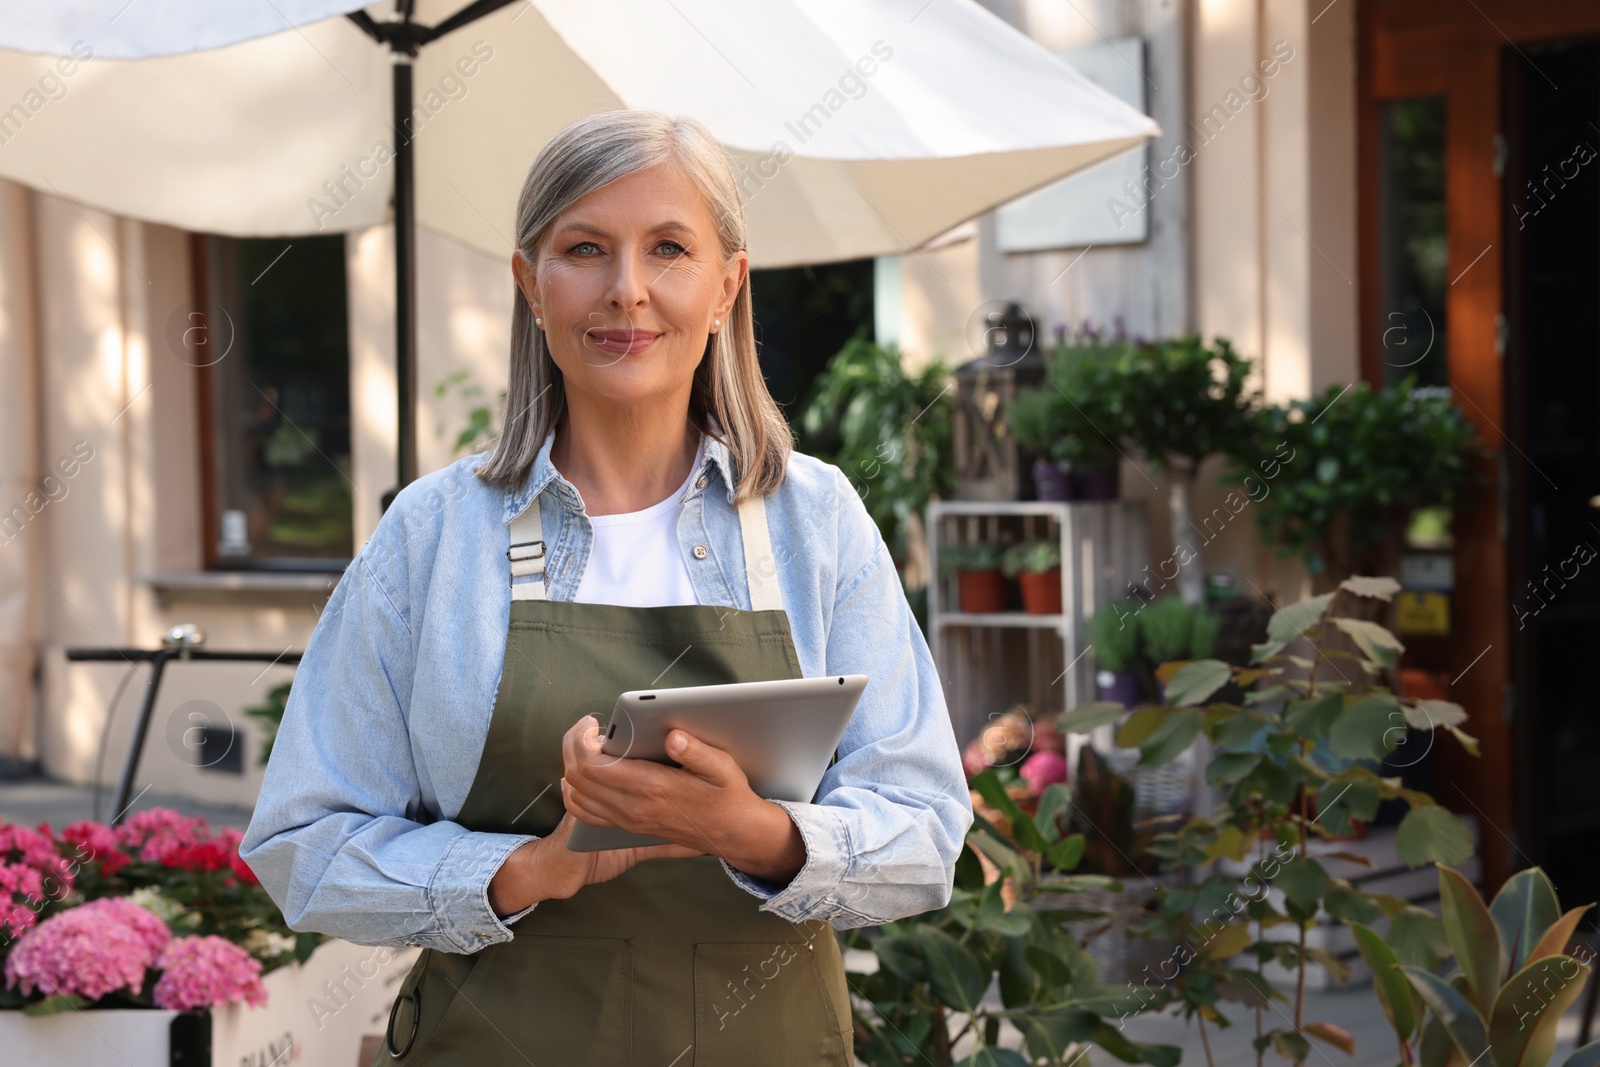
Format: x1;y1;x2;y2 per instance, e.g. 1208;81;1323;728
535;316;543;327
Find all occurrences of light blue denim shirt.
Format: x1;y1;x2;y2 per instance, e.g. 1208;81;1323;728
240;423;974;955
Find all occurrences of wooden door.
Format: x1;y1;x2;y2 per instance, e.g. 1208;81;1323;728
1359;0;1600;893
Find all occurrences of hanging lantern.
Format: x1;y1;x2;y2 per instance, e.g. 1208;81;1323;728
952;302;1047;500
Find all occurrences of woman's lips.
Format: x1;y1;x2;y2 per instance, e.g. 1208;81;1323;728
588;329;662;355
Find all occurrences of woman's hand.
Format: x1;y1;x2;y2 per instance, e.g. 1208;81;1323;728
487;812;702;917
560;714;808;886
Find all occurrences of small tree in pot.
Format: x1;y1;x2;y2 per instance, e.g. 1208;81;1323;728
941;542;1007;613
1003;540;1063;614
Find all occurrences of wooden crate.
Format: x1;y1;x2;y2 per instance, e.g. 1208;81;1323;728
926;500;1148;747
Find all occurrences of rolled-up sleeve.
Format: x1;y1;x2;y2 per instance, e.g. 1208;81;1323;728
239;521;537;954
720;469;974;927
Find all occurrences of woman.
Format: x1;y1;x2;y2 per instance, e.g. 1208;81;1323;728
241;109;972;1067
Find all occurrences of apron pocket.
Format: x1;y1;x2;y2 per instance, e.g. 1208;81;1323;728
692;940;852;1067
408;934;634;1067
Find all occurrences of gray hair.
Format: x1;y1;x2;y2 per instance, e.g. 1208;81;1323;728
475;109;792;503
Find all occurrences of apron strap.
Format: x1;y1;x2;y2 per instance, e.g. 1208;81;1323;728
507;484;783;611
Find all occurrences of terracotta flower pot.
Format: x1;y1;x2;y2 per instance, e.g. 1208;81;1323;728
1017;568;1063;614
957;568;1006;612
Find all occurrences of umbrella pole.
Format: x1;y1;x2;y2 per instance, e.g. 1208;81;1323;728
393;56;418;500
350;1;521;512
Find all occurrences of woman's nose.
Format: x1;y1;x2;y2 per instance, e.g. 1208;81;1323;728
604;247;651;311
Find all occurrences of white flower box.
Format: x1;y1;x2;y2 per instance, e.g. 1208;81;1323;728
0;938;419;1067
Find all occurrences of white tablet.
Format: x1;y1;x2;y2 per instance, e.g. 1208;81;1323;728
565;674;869;852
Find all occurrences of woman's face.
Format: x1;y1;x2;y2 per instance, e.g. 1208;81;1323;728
513;163;747;413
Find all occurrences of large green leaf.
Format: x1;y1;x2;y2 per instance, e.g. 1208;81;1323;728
1057;700;1128;735
1284;693;1342;738
1390;906;1453;969
1268;592;1337;644
1139;707;1204;766
1438;865;1504;1018
1396;808;1475;869
1276;857;1331;918
1329;694;1406;761
1402;966;1489;1063
1316;777;1381;837
1340;575;1402;600
1488;868;1562;976
955;1048;1030;1067
970;770;1051;854
1404;699;1469;731
873;931;927;983
916;925;989;1011
1488;955;1590;1067
1333;617;1405;668
1349;921;1420;1041
1163;659;1232;706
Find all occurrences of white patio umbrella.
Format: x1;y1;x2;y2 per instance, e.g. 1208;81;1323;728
0;0;1158;494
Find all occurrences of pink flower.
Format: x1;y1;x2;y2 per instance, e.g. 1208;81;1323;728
61;821;130;877
4;898;171;1002
116;809;209;866
153;935;267;1011
0;820;76;937
1019;750;1069;793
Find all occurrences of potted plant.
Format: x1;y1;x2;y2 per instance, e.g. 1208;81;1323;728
1006;325;1128;502
798;330;957;568
844;767;1183;1065
1077;332;1259;604
1002;540;1063;614
1057;576;1484;1065
1087;599;1144;706
1136;595;1219;701
1227;377;1484;592
939;541;1006;613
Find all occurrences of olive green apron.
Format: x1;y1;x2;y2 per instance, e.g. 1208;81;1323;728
378;487;855;1067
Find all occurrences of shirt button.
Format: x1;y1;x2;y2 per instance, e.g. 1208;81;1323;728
692;545;709;559
695;475;708;489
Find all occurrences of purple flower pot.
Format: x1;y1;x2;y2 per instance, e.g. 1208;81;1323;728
1032;458;1073;501
1071;466;1120;501
1096;670;1143;708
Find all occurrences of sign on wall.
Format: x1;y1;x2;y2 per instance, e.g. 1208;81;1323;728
996;36;1149;251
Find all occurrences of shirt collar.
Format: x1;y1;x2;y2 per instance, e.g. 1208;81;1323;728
500;413;738;525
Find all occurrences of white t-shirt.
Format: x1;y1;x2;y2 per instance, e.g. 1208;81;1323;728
573;438;704;607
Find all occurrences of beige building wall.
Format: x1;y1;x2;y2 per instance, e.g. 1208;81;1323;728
0;179;518;807
888;0;1359;607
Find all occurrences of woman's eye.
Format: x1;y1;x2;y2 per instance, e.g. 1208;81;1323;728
657;240;687;257
570;241;600;255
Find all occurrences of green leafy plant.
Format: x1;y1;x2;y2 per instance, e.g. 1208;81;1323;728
940;542;1006;574
847;768;1181;1066
434;368;507;456
1006;329;1128;474
1002;541;1062;578
1228;378;1484;587
1138;596;1218;665
1351;863;1598;1067
244;681;291;767
799;330;956;564
1086;600;1144;675
1056;575;1481;1065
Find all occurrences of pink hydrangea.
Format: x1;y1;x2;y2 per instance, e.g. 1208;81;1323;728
0;821;76;938
1020;750;1069;793
4;898;171;1001
116;809;209;866
152;935;267;1011
60;820;130;877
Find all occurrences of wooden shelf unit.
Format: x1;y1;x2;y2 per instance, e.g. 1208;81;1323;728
926;500;1149;746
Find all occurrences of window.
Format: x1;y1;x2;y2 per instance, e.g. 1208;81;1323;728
1377;95;1449;389
192;234;353;570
